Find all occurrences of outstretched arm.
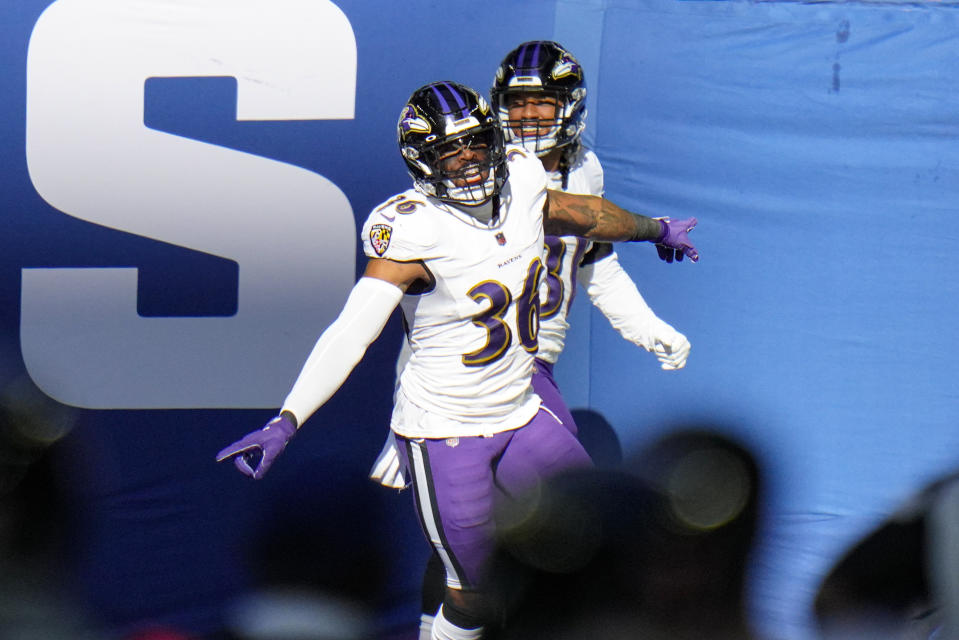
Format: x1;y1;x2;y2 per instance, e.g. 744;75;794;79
216;258;428;479
544;189;699;262
579;243;690;370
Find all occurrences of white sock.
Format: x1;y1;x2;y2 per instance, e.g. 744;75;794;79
419;613;435;640
430;604;483;640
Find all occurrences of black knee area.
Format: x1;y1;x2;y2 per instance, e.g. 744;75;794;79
443;590;489;630
421;550;446;614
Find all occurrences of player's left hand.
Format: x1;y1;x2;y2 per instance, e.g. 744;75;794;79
655;217;699;263
216;413;297;479
651;325;691;370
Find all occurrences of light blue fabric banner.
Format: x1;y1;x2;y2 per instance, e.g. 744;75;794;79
553;0;959;636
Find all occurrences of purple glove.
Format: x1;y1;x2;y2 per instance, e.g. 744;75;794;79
216;413;297;479
655;217;699;263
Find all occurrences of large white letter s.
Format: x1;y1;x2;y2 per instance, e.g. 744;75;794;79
23;0;358;409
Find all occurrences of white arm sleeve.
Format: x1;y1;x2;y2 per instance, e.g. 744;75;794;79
580;251;660;350
579;251;689;370
280;276;404;427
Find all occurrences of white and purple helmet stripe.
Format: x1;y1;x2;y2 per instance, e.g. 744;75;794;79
515;41;543;72
429;81;471;120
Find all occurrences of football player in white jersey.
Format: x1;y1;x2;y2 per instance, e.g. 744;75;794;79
386;42;695;640
494;39;691;435
217;81;698;640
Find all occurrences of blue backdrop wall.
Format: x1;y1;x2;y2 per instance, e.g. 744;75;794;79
1;0;958;638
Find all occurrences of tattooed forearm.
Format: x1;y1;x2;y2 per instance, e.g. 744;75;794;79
543;190;663;242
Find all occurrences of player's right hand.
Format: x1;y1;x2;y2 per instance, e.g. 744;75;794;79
216;413;297;479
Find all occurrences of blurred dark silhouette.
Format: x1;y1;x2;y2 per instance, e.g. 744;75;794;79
484;425;763;640
0;374;89;639
813;471;959;639
220;456;403;640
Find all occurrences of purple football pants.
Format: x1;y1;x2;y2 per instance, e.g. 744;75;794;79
531;358;577;436
397;405;592;591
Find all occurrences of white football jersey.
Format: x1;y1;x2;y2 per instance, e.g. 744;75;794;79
362;146;548;439
537;147;607;364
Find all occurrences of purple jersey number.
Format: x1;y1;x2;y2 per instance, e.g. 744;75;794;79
462;258;543;366
540;236;587;321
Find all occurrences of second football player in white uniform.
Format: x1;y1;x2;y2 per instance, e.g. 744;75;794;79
493;41;691;436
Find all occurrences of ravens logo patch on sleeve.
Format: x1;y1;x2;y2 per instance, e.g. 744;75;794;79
370;223;393;256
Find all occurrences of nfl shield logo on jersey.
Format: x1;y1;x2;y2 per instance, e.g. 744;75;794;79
495;232;506;246
370;224;393;256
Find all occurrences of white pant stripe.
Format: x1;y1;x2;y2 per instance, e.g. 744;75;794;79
408;440;463;590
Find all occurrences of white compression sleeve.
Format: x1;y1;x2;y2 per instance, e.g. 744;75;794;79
280;276;403;427
579;250;665;352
